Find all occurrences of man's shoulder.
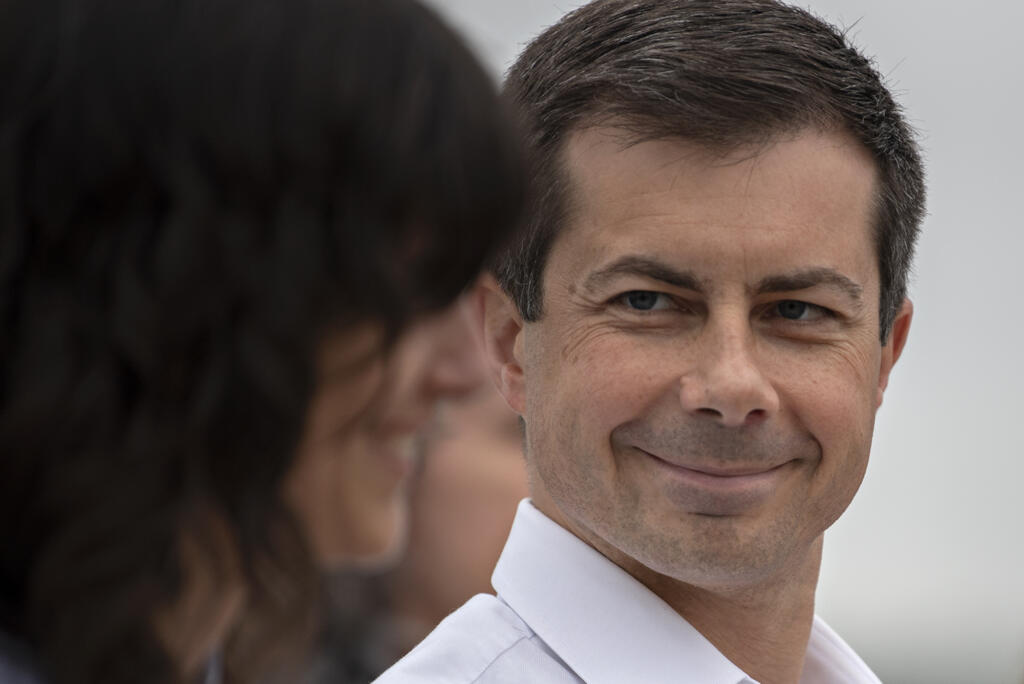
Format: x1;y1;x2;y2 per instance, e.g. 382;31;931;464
374;593;580;684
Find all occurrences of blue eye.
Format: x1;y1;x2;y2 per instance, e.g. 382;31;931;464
622;291;665;311
775;300;834;321
777;300;809;320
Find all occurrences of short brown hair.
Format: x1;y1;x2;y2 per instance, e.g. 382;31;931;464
498;0;925;340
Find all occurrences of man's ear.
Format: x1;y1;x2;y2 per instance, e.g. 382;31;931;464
474;274;527;415
877;298;913;408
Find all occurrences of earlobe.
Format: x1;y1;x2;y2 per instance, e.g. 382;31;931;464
476;275;527;415
877;298;913;408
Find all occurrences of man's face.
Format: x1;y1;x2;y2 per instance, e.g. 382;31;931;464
497;126;910;588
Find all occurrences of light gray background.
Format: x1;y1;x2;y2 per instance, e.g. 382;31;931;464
422;1;1024;682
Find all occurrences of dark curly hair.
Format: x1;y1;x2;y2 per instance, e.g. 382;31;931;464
0;0;525;682
499;0;925;341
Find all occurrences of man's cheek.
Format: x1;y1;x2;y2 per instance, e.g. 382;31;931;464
564;363;652;428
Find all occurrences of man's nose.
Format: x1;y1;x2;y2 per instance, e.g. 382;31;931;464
678;320;779;427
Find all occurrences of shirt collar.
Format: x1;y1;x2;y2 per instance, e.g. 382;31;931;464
803;616;881;683
492;500;756;684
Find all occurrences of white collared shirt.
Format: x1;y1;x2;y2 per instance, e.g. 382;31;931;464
375;500;881;684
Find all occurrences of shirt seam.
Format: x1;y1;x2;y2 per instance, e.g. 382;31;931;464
469;633;534;684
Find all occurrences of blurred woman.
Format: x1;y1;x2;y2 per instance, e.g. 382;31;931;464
310;335;529;681
0;0;524;682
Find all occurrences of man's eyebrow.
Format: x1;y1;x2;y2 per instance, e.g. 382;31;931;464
582;256;706;293
752;268;863;303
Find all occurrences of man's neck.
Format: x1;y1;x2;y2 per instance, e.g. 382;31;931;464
534;495;822;684
633;545;821;684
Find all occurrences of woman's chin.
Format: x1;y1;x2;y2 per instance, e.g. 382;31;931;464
313;483;413;572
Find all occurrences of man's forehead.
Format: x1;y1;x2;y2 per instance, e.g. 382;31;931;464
557;124;877;228
561;122;875;191
545;124;881;299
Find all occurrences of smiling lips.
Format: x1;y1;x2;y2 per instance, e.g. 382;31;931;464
640;449;796;514
673;461;788;478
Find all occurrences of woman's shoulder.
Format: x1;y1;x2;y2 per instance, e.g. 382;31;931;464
0;630;45;684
